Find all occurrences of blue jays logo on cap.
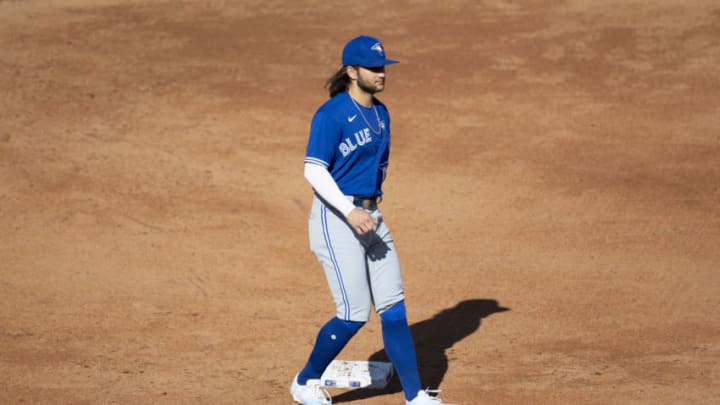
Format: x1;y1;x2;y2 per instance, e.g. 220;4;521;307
342;35;399;67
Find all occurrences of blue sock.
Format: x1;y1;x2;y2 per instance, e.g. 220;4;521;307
380;301;422;401
297;317;364;385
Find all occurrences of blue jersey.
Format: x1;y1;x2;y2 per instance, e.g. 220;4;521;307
305;92;390;198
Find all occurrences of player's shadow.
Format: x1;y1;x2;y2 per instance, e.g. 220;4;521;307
332;298;510;403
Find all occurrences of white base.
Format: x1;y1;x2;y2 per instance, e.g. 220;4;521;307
320;360;394;389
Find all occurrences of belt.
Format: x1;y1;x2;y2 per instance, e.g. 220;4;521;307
353;196;382;210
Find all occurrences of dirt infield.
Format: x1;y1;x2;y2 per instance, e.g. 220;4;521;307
1;1;719;404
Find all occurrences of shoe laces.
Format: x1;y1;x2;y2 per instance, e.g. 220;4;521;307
417;388;455;404
308;381;332;404
421;387;442;397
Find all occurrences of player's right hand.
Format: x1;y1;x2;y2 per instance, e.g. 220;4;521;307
346;208;378;235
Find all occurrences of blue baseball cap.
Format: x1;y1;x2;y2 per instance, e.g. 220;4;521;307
342;35;399;67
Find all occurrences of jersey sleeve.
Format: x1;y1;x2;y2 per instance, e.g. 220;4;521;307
379;146;389;182
379;105;390;180
304;110;340;169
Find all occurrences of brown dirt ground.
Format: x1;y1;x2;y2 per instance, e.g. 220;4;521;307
1;1;719;404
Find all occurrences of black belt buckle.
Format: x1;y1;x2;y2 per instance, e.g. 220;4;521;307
354;196;380;210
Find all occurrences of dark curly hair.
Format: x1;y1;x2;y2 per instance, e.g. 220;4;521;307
325;66;352;98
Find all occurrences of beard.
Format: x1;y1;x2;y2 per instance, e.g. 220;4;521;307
357;74;384;94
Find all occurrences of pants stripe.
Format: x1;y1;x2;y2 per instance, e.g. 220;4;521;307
320;204;350;320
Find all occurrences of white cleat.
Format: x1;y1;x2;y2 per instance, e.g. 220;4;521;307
406;389;457;405
290;374;332;405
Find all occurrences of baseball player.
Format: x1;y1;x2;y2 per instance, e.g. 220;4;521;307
290;35;456;405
